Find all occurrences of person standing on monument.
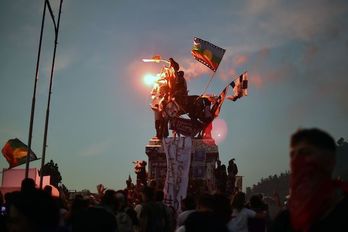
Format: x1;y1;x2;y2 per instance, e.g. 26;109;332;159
168;58;180;97
173;70;188;107
227;158;238;195
214;160;228;194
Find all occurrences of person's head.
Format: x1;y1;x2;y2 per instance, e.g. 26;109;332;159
100;189;118;211
249;194;264;209
20;178;36;192
169;58;179;71
181;195;196;211
231;192;246;211
178;70;184;77
216;160;221;167
289;128;337;231
43;185;53;196
115;190;127;209
7;190;59;232
141;186;154;202
196;193;215;212
290;128;336;177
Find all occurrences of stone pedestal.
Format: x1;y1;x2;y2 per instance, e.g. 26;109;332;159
145;137;219;194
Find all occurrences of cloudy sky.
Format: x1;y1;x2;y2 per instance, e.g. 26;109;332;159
1;0;348;192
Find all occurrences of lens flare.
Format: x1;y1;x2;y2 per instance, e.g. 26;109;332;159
211;118;228;144
143;73;157;87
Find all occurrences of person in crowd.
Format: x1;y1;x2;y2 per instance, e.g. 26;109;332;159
20;178;36;194
0;191;6;232
65;194;91;230
43;185;53;196
227;191;266;232
176;195;196;228
115;190;136;232
6;189;62;232
55;197;69;229
72;206;118;232
213;193;233;225
180;193;228;232
247;194;268;232
155;190;175;232
98;189;119;215
261;192;282;222
270;128;348;232
138;186;169;232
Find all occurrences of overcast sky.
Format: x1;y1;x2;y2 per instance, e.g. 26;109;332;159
1;0;348;192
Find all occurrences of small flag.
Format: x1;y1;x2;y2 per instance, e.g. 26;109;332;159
1;138;38;169
210;72;248;117
211;86;228;118
227;72;248;101
191;37;226;72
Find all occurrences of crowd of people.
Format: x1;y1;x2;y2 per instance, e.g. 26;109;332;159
0;128;347;232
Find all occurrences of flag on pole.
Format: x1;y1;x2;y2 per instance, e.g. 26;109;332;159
191;37;226;72
227;72;248;101
1;138;38;169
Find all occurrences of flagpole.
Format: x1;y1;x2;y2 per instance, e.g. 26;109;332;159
25;0;47;179
201;71;216;96
40;0;63;189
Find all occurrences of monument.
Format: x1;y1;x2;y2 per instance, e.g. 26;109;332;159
140;39;248;210
145;137;219;195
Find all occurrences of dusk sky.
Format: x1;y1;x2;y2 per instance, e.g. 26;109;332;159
1;0;348;192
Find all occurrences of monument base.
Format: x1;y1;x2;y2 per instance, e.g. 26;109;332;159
145;137;219;195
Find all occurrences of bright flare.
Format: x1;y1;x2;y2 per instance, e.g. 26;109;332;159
211;118;228;144
143;74;158;87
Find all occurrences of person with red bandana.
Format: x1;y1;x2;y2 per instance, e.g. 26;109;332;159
270;128;348;232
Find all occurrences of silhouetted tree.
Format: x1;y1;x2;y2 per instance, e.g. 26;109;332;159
39;160;62;188
246;171;290;202
334;137;348;180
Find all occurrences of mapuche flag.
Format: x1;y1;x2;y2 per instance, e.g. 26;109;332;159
1;138;38;168
191;37;226;72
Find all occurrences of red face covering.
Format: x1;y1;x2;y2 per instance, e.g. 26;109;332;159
289;154;335;231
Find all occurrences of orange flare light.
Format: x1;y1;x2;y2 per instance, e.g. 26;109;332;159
143;73;159;87
211;118;228;144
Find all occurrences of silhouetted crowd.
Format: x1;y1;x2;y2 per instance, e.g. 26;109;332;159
1;128;347;232
0;179;279;232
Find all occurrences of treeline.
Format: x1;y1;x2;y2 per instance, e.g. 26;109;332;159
246;171;290;203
